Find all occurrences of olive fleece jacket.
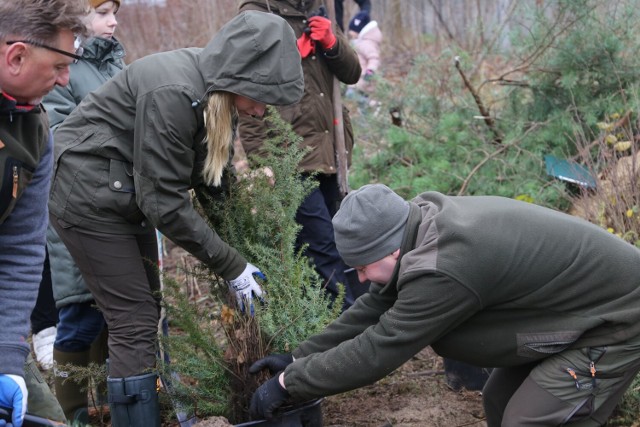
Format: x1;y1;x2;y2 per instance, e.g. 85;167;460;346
284;191;640;400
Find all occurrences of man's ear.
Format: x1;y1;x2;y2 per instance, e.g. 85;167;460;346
4;43;28;76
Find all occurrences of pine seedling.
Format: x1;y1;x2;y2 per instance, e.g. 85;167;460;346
162;107;343;423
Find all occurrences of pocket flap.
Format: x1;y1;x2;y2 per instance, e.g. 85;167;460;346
108;159;135;193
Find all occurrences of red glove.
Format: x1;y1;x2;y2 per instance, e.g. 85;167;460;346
296;32;315;58
307;15;336;50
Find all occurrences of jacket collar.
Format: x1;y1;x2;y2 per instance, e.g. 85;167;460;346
0;91;40;114
80;36;125;63
378;202;422;294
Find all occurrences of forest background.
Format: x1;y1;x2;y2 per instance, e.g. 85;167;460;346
110;0;640;425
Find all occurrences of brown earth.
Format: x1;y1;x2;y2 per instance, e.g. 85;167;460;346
320;347;486;427
194;346;486;427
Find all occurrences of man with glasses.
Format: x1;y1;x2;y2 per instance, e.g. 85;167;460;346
6;40;84;62
0;1;87;425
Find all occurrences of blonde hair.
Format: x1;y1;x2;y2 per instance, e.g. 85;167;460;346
202;92;236;186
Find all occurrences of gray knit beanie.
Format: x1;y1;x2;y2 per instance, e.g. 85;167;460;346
333;184;410;266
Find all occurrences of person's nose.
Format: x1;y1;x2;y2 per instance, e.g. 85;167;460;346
252;103;266;118
109;14;118;28
56;67;71;87
357;270;367;283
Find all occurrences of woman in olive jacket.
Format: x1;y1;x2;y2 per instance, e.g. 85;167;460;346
49;11;303;426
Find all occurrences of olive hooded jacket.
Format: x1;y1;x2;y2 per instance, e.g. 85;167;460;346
283;192;640;400
49;11;304;280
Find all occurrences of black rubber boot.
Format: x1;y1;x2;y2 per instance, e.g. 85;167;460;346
107;372;161;427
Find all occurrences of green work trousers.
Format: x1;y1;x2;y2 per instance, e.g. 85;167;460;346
483;333;640;426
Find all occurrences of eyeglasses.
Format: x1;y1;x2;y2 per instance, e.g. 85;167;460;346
354;265;367;275
6;40;83;61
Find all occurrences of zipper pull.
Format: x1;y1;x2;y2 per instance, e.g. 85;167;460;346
589;361;596;378
566;367;580;389
12;166;18;198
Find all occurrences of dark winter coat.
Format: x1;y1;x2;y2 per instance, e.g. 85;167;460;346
284;192;640;400
49;11;303;280
238;0;362;174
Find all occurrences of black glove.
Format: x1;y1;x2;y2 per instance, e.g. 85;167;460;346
249;354;294;376
250;375;290;420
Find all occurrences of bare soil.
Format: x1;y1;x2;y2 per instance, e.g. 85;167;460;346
321;347;486;427
194;346;486;427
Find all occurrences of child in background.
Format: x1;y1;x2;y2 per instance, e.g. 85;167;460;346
347;11;383;109
42;0;125;423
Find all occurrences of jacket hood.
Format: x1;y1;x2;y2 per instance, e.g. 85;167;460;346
358;21;381;42
240;0;314;14
198;10;304;106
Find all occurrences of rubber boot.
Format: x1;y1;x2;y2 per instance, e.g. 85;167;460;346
107;372;161;427
24;353;67;423
53;348;91;424
89;327;109;408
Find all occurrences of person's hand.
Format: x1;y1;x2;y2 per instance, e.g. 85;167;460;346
228;263;265;315
307;16;336;50
364;69;375;81
250;374;289;420
296;33;315;58
249;354;294;376
0;374;27;427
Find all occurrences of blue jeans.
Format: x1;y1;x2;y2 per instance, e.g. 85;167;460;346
54;302;106;352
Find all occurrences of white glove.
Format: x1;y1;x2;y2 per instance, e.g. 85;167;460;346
228;263;265;315
0;374;27;427
32;326;56;370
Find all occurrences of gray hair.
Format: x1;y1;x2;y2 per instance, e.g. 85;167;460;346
0;0;88;44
